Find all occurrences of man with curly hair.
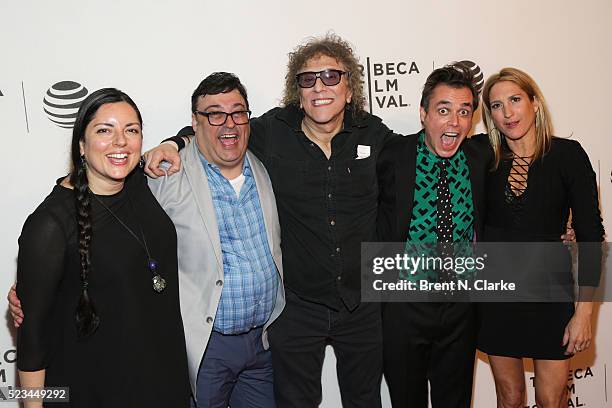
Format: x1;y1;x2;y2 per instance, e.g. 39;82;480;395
147;34;393;408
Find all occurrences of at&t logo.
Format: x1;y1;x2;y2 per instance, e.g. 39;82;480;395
43;81;89;128
457;60;484;94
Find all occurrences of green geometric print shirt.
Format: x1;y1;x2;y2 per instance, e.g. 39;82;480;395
403;131;475;280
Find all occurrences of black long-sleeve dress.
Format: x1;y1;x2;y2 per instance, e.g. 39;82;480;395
477;138;605;359
16;170;190;407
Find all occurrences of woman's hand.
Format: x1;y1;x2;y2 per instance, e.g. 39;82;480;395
562;302;593;355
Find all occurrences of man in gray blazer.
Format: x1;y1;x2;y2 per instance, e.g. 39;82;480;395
8;73;284;407
149;72;285;407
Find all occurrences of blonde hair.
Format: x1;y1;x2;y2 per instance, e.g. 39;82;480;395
482;67;553;169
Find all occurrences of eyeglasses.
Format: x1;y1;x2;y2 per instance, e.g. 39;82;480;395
296;69;350;88
194;110;252;126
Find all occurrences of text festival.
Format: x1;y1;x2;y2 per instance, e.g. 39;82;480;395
527;367;594;408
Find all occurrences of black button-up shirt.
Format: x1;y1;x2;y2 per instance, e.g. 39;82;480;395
179;105;394;310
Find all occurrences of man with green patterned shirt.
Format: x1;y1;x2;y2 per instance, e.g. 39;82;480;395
376;63;491;408
401;129;477;284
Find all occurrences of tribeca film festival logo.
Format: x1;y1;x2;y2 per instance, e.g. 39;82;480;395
526;366;595;408
362;58;421;113
361;59;483;114
0;349;16;383
43;81;89;129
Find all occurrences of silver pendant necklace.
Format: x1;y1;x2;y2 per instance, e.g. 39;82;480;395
91;189;166;293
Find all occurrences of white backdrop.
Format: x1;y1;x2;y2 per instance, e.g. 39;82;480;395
1;1;610;406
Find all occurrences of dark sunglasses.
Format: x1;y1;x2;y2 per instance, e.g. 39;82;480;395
296;69;350;88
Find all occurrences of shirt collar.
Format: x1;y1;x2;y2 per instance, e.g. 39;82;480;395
417;130;465;172
197;146;251;179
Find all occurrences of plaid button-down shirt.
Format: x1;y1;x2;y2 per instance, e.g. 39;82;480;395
199;152;278;334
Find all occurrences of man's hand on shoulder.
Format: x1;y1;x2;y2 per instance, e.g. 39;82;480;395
8;283;23;328
143;141;182;178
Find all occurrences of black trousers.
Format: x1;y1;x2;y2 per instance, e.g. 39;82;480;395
268;290;383;408
382;302;476;408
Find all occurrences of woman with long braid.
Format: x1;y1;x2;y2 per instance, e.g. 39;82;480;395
15;88;190;407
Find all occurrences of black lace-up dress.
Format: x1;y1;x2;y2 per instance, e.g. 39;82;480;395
477;138;604;359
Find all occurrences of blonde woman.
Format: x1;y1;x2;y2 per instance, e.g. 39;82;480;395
477;68;604;408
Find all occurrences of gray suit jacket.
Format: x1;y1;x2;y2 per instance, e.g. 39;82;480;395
148;140;285;396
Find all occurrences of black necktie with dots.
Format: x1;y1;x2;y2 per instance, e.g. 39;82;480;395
436;160;455;284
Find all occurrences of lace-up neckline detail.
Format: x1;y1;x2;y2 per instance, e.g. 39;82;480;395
507;154;531;198
504;154;532;223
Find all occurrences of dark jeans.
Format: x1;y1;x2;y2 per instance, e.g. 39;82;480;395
382;302;476;408
268;290;383;408
193;326;275;408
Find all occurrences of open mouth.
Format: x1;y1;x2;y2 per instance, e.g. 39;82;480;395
441;132;459;148
106;153;128;165
313;98;333;106
219;133;239;146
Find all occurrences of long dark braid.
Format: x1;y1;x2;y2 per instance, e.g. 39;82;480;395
69;88;143;339
72;154;99;339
